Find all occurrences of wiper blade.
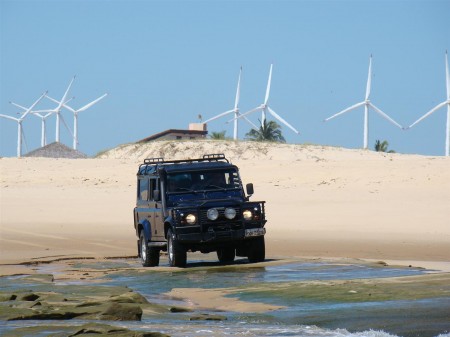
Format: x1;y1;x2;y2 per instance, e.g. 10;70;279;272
174;187;194;192
205;184;226;190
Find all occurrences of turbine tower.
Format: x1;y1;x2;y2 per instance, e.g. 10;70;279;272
33;112;53;147
0;92;47;157
203;67;258;140
232;64;300;135
406;51;450;156
324;55;403;149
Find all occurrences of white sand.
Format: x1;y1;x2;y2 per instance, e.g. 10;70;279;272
1;140;449;273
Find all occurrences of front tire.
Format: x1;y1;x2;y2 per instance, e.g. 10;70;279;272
140;231;160;267
167;229;187;267
217;247;236;263
247;236;265;263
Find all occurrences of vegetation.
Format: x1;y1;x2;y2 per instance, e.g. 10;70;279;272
374;140;395;153
209;131;227;140
245;120;286;143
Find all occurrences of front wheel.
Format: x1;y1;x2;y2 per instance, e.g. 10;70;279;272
167;229;187;267
140;231;160;267
247;236;265;263
217;247;236;264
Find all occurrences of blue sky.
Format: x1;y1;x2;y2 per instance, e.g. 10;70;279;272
1;0;449;157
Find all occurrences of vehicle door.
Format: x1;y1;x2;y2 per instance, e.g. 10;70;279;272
150;178;165;240
136;177;154;239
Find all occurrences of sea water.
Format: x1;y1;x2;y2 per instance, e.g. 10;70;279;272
1;259;449;337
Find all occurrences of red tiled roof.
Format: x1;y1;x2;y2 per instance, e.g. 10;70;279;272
138;129;208;142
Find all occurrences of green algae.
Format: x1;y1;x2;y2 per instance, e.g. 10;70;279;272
232;273;450;304
1;322;170;337
0;275;182;322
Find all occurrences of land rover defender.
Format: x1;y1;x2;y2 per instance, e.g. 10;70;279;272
133;154;267;267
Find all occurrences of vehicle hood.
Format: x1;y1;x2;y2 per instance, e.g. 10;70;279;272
167;190;245;208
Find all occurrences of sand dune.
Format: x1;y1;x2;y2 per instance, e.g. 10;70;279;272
1;140;449;272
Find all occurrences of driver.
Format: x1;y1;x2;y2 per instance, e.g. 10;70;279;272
205;172;225;187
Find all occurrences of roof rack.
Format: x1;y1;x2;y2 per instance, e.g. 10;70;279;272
138;153;229;174
203;154;226;161
144;157;164;164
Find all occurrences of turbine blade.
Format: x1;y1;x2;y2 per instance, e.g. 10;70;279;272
234;66;242;110
408;101;447;128
264;64;273;105
77;93;108;112
45;95;61;107
369;103;403;129
241;115;259;129
59;76;76;109
21;127;29;153
324;101;366;122
446;50;449;99
203;109;235;123
228;106;261;123
60;114;74;139
32;109;55;114
365;55;372;100
267;106;300;134
10;102;27;111
0;114;19;122
22;92;47;120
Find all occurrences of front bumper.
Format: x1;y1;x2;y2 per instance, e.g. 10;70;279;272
176;226;265;243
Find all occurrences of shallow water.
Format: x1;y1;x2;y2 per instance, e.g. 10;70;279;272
1;258;449;337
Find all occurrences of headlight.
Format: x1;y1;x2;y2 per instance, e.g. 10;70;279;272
185;213;196;224
243;209;253;220
207;208;219;220
224;207;236;220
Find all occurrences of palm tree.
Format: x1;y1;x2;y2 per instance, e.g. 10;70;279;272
209;130;227;140
245;120;286;143
374;139;395;153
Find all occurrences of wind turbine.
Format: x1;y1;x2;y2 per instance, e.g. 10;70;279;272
45;79;107;149
12;96;75;147
0;92;47;157
33;112;53;147
230;64;300;135
406;51;450;156
9;101;53;148
44;76;76;143
324;55;403;149
203;67;258;140
62;93;108;149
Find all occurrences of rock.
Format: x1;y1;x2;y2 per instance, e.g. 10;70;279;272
0;294;16;301
19;293;40;301
169;306;191;313
109;292;149;304
96;302;143;321
189;313;227;321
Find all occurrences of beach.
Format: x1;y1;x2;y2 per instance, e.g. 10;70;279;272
1;140;450;336
1;140;449;272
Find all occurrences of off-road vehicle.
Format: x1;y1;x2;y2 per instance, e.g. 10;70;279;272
133;154;267;267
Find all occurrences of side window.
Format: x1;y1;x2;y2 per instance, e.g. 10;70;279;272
225;173;230;185
148;178;157;200
231;172;240;187
138;179;149;201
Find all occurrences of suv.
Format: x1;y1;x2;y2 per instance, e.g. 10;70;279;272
133;154;267;267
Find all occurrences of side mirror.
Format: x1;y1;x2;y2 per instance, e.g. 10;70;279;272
154;190;161;201
246;183;254;196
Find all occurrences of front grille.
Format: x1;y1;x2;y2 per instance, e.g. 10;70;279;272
199;207;241;225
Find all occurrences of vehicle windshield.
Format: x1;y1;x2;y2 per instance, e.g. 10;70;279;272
166;169;241;193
